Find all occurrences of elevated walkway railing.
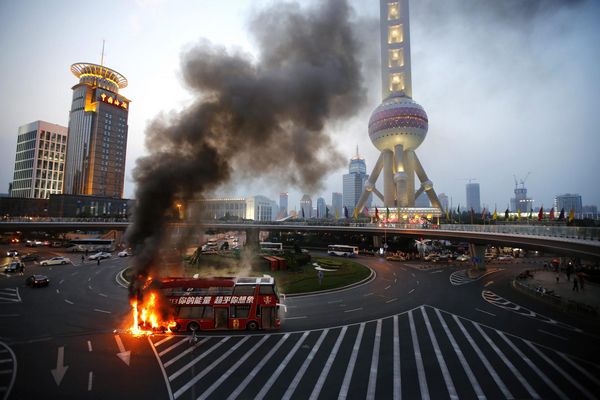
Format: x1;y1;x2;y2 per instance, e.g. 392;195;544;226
440;224;600;242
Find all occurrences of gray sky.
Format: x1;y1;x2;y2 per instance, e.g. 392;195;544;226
1;0;598;212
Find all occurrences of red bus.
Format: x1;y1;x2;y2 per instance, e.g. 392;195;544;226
159;275;282;331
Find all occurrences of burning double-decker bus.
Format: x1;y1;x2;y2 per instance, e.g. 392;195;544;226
129;275;282;334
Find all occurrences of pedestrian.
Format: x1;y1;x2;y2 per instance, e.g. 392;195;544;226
572;277;579;292
555;273;559;283
81;254;85;264
543;263;548;270
97;258;100;266
317;270;324;285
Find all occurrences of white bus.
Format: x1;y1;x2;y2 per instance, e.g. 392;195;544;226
69;239;115;253
260;242;283;254
328;245;359;257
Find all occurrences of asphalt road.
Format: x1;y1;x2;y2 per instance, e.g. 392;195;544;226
1;245;599;399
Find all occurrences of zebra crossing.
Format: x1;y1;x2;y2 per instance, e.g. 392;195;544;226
0;342;17;400
148;305;599;400
0;288;21;304
450;269;501;286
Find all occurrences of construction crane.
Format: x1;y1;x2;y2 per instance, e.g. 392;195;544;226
513;172;531;189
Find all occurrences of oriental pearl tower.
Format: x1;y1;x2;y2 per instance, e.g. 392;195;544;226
356;0;441;213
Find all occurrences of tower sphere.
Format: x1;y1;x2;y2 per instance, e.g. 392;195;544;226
368;94;428;151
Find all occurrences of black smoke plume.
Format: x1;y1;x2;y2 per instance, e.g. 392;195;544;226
125;0;366;296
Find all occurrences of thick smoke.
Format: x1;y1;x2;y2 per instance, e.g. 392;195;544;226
125;0;366;295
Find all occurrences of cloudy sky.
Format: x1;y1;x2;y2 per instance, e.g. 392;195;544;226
1;0;598;212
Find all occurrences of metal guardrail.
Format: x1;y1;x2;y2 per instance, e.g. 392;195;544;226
440;224;600;242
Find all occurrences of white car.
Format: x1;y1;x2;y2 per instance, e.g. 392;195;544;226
40;256;71;266
456;254;470;262
118;250;132;257
89;252;112;261
497;255;514;261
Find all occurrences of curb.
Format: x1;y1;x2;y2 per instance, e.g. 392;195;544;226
115;268;129;288
282;267;376;298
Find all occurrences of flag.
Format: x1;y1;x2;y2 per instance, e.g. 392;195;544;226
457;205;460;214
344;206;348;219
375;207;379;221
301;207;305;218
386;208;390;221
316;207;319;218
528;208;532;220
364;207;369;217
549;207;555;220
445;207;450;220
568;209;575;222
538;206;544;221
335;209;339;219
504;208;509;219
493;209;497;220
352;207;358;220
481;208;486;219
558;208;565;220
517;208;521;221
326;207;329;218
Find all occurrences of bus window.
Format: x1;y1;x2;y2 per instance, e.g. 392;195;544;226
233;285;256;296
230;305;250;319
204;306;214;320
178;306;204;319
259;285;275;295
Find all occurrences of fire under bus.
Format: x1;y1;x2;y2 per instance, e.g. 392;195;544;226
160;275;282;331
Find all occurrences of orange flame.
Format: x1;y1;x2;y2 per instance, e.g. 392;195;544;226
128;290;176;336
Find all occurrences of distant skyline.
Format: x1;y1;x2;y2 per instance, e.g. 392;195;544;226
1;0;599;213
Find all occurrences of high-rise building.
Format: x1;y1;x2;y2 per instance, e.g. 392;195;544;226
279;192;288;218
190;195;277;221
466;183;481;213
316;197;326;218
300;194;312;219
64;62;130;198
438;192;449;212
10;121;68;199
332;192;343;219
343;147;370;213
510;177;534;212
554;193;582;218
582;205;598;220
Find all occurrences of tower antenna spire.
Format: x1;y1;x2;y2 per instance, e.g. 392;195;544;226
100;40;105;66
356;144;359;159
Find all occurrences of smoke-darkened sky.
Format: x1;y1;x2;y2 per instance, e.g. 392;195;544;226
0;0;598;210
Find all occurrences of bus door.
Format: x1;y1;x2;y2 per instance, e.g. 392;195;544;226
261;306;277;329
214;306;228;329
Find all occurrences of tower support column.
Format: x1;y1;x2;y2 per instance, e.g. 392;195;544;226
383;150;395;207
393;144;408;207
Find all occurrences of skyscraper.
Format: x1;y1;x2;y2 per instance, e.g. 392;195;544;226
300;194;312;219
316;197;326;218
343;147;370;212
10;121;68;199
554;193;582;218
332;192;343;218
279;192;288;218
438;192;449;212
64;62;130;198
466;183;481;213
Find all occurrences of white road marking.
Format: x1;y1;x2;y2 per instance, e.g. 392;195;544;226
538;329;568;341
285;316;307;320
430;270;444;274
556;352;600;386
393;315;401;400
411;273;416;278
64;299;74;305
87;371;93;391
58;279;64;285
386;298;398;303
56;289;60;294
364;292;374;297
147;336;174;400
484;281;494;287
344;307;363;313
169;338;229;382
87;341;93;352
417;281;420;285
434;308;485;400
475;308;496;317
339;323;365;399
421;307;457;399
409;310;429;400
310;326;348;400
366;320;382;400
88;285;92;290
159;337;189;357
98;293;108;297
153;335;175;348
385;285;391;290
327;299;343;304
226;334;290;400
283;330;329;400
162;338;209;368
408;289;415;294
93;308;111;314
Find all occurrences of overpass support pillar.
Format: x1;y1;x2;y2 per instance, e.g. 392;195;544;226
245;228;260;253
469;243;487;271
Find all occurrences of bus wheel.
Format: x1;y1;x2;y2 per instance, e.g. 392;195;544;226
246;321;258;331
187;322;200;332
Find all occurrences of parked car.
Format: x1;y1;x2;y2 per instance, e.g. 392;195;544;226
26;274;49;287
89;252;111;261
20;253;40;262
118;249;132;257
4;261;25;273
6;249;19;257
497;255;514;261
40;256;71;266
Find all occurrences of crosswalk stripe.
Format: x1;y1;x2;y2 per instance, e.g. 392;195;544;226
338;323;365;400
452;315;513;399
524;340;596;400
309;326;348;400
421;307;458;399
471;322;539;399
198;335;269;400
226;334;290;400
173;336;249;399
409;310;429;400
159;337;189;357
393;315;401;400
255;331;310;400
434;308;485;400
168;337;229;382
154;335;175;348
163;338;209;368
556;351;600;386
282;329;329;400
366;320;382;400
497;332;567;400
